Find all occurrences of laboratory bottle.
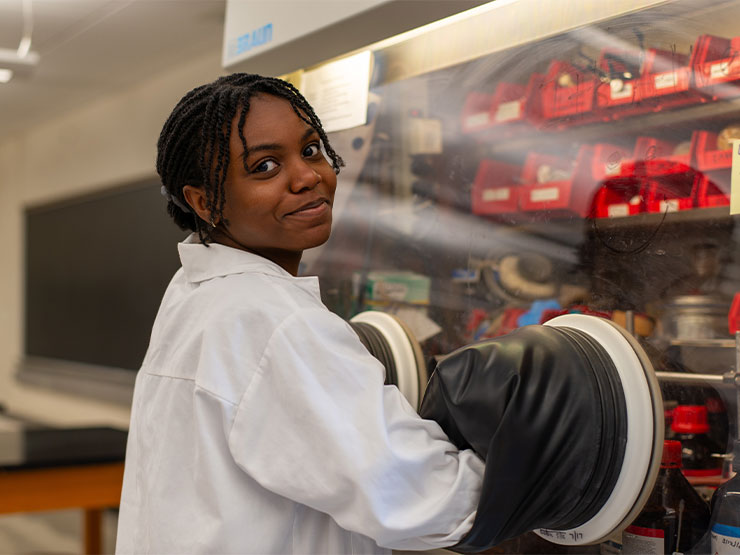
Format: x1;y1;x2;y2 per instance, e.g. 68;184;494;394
622;440;710;554
710;440;740;554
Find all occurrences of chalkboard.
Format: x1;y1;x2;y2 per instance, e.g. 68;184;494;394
24;181;187;373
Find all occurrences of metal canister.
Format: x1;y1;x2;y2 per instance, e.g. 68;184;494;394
662;295;730;340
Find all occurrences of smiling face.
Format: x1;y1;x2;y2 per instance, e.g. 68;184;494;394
192;94;337;275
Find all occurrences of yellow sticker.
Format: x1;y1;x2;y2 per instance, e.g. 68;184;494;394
732;139;740;215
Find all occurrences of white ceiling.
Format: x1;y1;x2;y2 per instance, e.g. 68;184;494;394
0;0;226;142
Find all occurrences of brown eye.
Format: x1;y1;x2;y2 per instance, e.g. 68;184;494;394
254;159;278;173
303;144;320;157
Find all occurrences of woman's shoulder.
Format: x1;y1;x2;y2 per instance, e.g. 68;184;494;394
190;270;325;326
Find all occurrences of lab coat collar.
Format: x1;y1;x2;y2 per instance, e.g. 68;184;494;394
178;232;296;283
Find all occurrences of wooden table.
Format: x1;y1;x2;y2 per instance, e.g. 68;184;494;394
0;461;125;554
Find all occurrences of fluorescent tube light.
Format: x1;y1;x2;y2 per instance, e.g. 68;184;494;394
0;48;39;69
0;69;13;83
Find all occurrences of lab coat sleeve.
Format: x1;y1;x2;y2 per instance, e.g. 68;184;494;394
228;307;484;550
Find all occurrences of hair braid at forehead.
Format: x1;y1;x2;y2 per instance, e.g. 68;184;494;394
157;73;344;244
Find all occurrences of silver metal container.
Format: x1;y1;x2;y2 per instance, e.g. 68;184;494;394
662;295;731;341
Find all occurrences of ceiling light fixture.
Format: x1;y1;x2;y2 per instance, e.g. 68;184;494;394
0;0;39;83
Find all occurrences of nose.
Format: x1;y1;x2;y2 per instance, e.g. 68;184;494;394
289;158;320;193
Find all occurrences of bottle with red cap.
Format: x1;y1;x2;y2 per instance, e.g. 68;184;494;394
671;404;724;501
622;440;710;554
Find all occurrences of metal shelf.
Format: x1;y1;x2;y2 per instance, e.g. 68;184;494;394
473;207;736;245
588;205;736;230
476;97;740;160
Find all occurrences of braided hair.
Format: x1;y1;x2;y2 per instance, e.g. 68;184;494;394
157;73;344;244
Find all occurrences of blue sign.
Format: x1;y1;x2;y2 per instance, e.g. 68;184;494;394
228;23;273;58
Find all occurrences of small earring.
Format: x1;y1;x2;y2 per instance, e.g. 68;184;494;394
209;217;217;228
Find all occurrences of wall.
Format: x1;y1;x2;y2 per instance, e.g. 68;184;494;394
0;50;224;429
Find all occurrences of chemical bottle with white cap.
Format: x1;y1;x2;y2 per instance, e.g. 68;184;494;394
622;439;710;554
710;440;740;554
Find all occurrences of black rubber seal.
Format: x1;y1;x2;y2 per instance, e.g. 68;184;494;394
549;326;628;530
350;321;398;387
418;323;636;552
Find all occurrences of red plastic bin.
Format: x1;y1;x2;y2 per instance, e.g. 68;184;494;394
593;175;647;218
520;144;626;219
595;48;644;118
591;140;645;218
695;171;731;208
638;48;702;110
691;130;732;171
644;173;699;213
471;159;523;215
461;92;495;133
490;82;527;124
692;34;740;98
489;72;546;126
540;60;598;124
590;142;632;180
621;143;692;177
631;136;680;164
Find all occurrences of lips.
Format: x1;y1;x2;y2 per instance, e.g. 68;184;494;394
286;198;329;217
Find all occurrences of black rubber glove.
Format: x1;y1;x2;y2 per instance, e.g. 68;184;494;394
419;325;627;553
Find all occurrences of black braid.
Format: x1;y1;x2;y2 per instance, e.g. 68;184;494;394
157;73;345;244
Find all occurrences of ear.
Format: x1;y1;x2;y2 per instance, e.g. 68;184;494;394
182;185;213;226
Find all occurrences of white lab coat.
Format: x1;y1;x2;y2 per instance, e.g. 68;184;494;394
116;233;484;554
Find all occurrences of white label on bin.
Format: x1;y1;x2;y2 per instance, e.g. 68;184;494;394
654;71;678;89
711;61;731;78
622;526;664;554
531;187;559;202
712;524;740;553
465;112;489;128
482;188;510;201
495;100;522;122
610;80;633;99
659;199;680;212
604;161;622;176
608;203;630;217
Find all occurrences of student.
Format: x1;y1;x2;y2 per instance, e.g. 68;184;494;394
115;73;485;554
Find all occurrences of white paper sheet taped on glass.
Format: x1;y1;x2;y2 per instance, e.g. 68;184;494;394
731;139;740;215
392;306;442;343
300;50;371;133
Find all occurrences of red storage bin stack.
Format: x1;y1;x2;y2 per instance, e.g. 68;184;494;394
520;144;628;219
593;137;680;218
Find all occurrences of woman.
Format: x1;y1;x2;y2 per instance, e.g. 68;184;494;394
115;73;484;554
